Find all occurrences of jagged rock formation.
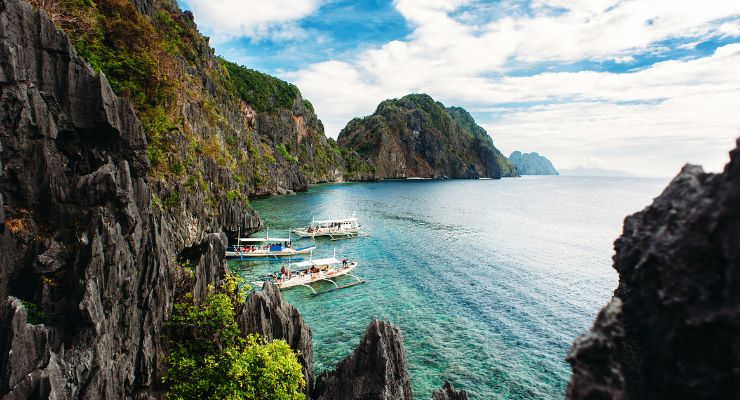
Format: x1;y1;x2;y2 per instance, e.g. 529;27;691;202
338;94;517;179
312;320;413;400
509;151;559;175
567;139;740;399
0;0;251;397
238;282;314;394
431;382;468;400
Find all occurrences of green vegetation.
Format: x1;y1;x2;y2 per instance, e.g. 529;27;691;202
29;0;192;175
29;0;354;198
276;144;298;163
20;300;50;325
219;58;300;114
165;275;304;399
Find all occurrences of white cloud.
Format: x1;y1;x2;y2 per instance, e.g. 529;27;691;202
182;0;319;41
613;55;635;64
280;0;740;176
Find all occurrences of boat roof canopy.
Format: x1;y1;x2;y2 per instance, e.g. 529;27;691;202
313;217;357;224
291;257;341;268
239;237;290;242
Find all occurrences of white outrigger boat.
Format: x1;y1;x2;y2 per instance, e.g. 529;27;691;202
253;255;364;295
226;232;316;260
292;215;363;239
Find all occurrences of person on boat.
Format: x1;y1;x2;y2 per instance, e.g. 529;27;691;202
342;258;348;268
280;266;288;280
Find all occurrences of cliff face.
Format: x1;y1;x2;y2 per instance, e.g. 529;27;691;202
509;151;559;175
567;139;740;399
0;0;257;397
337;94;517;179
16;0;346;243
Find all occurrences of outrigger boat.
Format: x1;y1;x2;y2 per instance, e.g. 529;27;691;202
253;254;364;295
226;231;316;260
292;215;363;239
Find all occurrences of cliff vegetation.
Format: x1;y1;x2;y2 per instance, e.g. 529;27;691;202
165;275;304;399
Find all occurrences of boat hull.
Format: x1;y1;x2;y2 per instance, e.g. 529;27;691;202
292;228;361;238
254;262;359;290
225;245;315;259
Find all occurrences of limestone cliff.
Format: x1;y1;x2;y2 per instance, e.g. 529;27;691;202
337;94;517;179
0;1;256;397
509;151;559;175
567;139;740;399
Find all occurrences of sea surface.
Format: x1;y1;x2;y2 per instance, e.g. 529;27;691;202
229;176;669;399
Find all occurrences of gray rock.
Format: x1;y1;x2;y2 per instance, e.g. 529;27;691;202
237;282;314;394
431;381;468;400
567;138;740;399
509;151;559;175
190;233;228;301
312;320;413;400
0;1;240;397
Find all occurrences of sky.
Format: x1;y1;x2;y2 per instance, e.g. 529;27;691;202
177;0;740;177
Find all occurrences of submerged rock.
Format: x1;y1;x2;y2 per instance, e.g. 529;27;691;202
567;139;740;399
431;381;468;400
237;282;314;394
312;319;413;400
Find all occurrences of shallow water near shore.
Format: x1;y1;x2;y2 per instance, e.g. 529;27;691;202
229;176;668;399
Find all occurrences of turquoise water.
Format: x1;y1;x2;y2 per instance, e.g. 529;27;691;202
229;176;668;399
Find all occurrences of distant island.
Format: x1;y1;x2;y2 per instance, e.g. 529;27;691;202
338;94;518;180
509;151;559;175
559;167;635;177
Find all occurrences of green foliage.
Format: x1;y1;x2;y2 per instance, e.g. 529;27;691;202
62;0;177;114
151;193;163;210
164;192;180;208
253;167;268;190
218;58;300;114
165;275;304;400
276;144;298;163
20;300;50;325
302;99;314;113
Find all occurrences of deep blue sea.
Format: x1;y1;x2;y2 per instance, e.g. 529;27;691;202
229;176;669;399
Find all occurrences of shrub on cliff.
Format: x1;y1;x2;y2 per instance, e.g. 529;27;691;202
219;58;300;114
164;275;305;399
